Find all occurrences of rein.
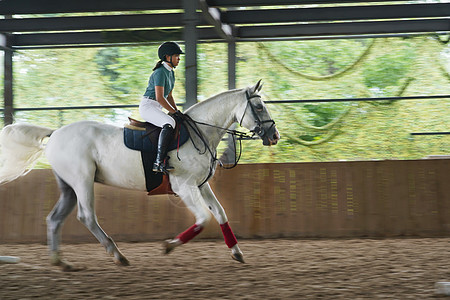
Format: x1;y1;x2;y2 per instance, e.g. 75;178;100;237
177;113;250;187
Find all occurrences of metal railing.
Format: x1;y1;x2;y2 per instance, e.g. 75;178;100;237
1;95;449;136
2;94;449;114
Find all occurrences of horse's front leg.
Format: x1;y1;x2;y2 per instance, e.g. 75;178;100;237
164;182;212;254
199;183;245;263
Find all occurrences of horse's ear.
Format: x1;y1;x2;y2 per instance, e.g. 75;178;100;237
252;79;263;94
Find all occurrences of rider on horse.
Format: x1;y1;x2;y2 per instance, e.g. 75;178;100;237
139;41;184;173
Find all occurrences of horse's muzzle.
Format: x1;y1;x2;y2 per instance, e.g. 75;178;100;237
263;128;281;146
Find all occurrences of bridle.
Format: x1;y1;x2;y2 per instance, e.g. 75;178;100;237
240;90;276;138
177;90;276;187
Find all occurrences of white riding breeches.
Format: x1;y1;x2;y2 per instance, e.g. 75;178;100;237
139;97;175;128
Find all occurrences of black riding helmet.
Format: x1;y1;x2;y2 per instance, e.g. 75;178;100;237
158;42;184;61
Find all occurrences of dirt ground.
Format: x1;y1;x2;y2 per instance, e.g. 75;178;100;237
0;238;449;299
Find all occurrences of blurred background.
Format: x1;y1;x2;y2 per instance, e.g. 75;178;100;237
1;36;449;164
1;4;449;298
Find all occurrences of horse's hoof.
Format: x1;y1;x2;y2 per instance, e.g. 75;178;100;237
164;239;179;254
53;259;84;272
114;255;130;266
231;252;245;263
61;263;85;272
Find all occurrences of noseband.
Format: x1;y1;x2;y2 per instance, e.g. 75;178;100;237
240;91;276;138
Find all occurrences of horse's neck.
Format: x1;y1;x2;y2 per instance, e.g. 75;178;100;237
186;89;243;149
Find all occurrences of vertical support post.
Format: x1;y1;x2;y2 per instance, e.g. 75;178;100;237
228;41;236;90
3;34;13;126
221;41;238;165
183;0;198;110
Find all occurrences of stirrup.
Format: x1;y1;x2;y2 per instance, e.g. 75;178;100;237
152;162;174;174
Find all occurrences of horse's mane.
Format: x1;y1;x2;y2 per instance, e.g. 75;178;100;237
185;88;244;114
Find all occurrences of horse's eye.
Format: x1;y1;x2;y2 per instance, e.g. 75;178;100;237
255;105;263;111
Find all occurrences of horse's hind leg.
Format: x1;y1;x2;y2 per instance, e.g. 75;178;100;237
73;177;129;266
47;173;77;269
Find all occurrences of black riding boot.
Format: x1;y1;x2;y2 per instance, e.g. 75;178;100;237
153;124;175;173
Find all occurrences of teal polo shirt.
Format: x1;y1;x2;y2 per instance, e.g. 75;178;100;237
143;63;175;99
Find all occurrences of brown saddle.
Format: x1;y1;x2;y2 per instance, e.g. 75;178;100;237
127;117;181;141
128;117;152;129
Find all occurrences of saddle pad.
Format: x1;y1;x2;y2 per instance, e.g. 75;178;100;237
123;122;189;193
123;123;189;153
140;151;162;192
124;127;158;152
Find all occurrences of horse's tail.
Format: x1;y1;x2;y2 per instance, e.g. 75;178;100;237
0;123;54;185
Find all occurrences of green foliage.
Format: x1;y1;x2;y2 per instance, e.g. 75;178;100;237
95;48;121;83
302;103;349;127
363;52;412;89
261;39;370;77
233;37;449;162
362;40;416;95
94;45;160;101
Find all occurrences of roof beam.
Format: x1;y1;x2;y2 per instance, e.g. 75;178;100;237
12;29;184;47
0;14;197;33
223;3;450;24
0;0;183;15
200;0;234;41
2;4;446;34
206;0;413;7
11;28;220;48
238;19;450;39
12;18;447;48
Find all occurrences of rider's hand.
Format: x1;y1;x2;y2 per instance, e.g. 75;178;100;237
170;110;184;118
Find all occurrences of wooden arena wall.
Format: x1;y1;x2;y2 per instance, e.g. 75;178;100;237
0;159;449;243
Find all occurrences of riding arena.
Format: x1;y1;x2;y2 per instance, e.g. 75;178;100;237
1;1;449;299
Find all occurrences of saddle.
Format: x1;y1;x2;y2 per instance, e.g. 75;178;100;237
123;117;189;195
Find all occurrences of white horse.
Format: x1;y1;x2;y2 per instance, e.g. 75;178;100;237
0;81;280;271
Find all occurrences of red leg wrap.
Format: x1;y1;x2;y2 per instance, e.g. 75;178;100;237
177;224;203;244
220;222;237;248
